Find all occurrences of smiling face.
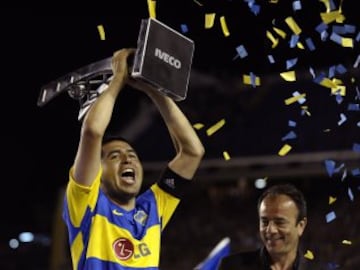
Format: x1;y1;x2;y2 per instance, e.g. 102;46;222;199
259;194;307;259
101;140;143;207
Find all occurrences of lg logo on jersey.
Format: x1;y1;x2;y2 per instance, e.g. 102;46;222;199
154;48;181;69
113;238;151;260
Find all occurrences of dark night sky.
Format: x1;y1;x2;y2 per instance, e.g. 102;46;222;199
1;0;359;244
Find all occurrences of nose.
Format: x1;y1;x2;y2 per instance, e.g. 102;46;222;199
266;221;278;234
121;153;132;164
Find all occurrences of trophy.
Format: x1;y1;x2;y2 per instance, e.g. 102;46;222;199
37;18;195;120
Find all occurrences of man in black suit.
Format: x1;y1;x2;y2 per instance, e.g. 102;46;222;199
218;184;310;270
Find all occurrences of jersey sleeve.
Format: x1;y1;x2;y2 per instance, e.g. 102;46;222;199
64;166;102;227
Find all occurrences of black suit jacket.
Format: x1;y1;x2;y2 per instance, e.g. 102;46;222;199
217;247;311;270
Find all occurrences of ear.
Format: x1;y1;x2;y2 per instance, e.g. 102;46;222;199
297;217;307;236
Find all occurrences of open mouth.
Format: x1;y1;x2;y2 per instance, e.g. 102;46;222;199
121;168;135;184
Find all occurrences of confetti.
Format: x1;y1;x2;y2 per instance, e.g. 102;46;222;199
223;151;231;160
268;54;275;64
273;27;287;39
324;159;336;177
285;16;302;35
266;30;279;48
320;10;345;25
288;120;297;127
193;123;204;130
286;58;298;69
280;71;296;81
193;0;203;6
235;45;248;59
305;37;316;51
180;24;189;33
327;262;340;269
292;0;302;11
206;119;226;136
147;0;156;18
348;103;360;111
354;54;360;68
220;16;230;37
330;32;354;48
289;34;300;48
348;187;354;201
329;196;337;204
342;240;352;245
301;106;311;116
337;113;347;126
326;211;336;223
304;250;314;260
205;13;216;29
284;92;306;105
352;143;360;152
351;168;360;177
278;144;292;156
243;74;261;86
97;24;105;40
281;131;297;141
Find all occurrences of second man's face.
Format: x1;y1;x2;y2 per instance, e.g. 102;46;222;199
258;194;307;257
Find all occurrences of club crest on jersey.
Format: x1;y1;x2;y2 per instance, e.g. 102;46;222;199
134;210;148;226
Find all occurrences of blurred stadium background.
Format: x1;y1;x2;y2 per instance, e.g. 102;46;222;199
1;0;359;269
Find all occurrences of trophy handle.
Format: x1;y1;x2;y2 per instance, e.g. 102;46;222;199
37;56;113;107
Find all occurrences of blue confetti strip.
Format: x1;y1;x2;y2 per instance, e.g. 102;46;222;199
352;143;360;152
236;45;248;59
180;24;189;33
305;37;316;51
281;131;297;141
326;211;336;223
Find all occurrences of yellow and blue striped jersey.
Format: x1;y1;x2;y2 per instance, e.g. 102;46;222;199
63;166;184;270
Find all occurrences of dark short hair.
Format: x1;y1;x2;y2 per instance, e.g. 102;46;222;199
257;184;307;223
102;132;131;146
101;133;133;159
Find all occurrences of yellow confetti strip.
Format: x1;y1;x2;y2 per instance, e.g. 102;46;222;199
285;16;302;35
223;151;231;161
284;93;306;105
331;85;346;96
273;27;286;39
205;13;216;29
341;37;354;48
296;42;305;49
266;30;279;48
206;119;226;136
193;123;204;130
320;77;338;88
280;71;296;82
278;144;292;156
320;10;345;24
329;196;337;204
304;250;314;260
97;24;105;40
243;75;261;86
342;240;352;245
220;16;230;37
147;0;156;18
